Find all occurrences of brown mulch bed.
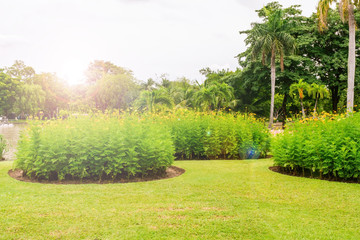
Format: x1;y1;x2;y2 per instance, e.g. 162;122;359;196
269;166;360;184
8;166;185;184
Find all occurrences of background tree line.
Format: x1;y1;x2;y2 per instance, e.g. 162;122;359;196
0;2;359;120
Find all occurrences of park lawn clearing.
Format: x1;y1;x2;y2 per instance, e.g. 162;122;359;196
1;159;360;239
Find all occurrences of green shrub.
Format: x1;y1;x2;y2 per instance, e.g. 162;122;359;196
273;113;360;180
153;110;270;160
14;115;175;181
14;110;270;181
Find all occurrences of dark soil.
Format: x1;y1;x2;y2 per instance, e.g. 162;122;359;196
269;166;360;184
8;166;185;184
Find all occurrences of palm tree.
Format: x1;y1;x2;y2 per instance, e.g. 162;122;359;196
241;7;296;128
135;88;173;113
194;82;234;111
194;87;215;111
174;88;196;109
142;78;155;91
318;0;359;113
307;83;330;115
212;82;234;110
290;79;310;119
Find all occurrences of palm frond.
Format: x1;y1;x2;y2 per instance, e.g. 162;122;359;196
317;0;336;31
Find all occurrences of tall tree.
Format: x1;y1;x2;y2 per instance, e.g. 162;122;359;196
0;70;19;116
6;60;35;83
14;83;45;117
302;9;351;112
85;60;133;84
318;0;359;113
240;4;296;127
34;73;70;118
91;73;139;112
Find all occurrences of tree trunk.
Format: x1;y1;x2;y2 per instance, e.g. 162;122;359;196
269;48;276;128
300;99;306;119
347;3;356;113
280;93;288;122
313;94;318;116
330;85;339;113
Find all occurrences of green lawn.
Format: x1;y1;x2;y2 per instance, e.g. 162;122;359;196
1;159;360;240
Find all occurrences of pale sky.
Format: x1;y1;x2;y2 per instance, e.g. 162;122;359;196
0;0;318;85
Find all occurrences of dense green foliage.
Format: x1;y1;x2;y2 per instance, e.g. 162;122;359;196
237;4;360;119
14;115;175;181
273;113;360;180
156;110;270;160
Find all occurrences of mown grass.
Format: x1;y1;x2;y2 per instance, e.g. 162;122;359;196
2;159;360;239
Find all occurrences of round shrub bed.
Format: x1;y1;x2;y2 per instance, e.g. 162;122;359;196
14;115;175;181
272;113;360;180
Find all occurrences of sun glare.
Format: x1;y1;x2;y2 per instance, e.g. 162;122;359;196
59;60;87;86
